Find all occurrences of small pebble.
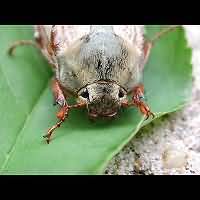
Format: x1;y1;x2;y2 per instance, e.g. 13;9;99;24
162;149;188;169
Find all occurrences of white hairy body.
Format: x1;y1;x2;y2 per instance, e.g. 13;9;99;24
34;25;145;94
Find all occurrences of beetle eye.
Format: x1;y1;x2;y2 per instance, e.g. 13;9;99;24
80;89;89;99
118;89;124;98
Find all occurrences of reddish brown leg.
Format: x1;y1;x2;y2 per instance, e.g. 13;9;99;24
43;105;69;144
43;78;86;144
151;25;180;44
132;84;155;120
143;40;153;65
8;40;38;56
43;78;68;144
143;25;180;65
51;78;66;107
50;25;57;52
122;84;154;120
8;26;51;56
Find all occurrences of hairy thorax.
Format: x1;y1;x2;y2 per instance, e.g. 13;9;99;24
57;28;143;94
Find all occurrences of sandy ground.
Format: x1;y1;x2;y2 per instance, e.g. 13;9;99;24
105;26;200;175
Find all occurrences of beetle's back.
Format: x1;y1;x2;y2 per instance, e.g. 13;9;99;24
57;26;144;93
34;25;145;93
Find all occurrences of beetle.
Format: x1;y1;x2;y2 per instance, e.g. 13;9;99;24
8;25;179;144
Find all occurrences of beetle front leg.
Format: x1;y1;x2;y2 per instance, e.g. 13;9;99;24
44;102;86;144
44;78;86;144
43;78;68;144
43;105;69;144
122;84;155;120
132;84;155;120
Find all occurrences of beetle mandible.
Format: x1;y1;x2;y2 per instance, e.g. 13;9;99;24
8;25;179;144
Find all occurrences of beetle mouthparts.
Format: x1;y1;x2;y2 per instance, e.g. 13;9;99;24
104;111;118;117
89;110;118;118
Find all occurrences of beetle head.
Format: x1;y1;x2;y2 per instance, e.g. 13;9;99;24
78;81;127;118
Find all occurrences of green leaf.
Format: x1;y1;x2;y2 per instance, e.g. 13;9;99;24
0;25;192;174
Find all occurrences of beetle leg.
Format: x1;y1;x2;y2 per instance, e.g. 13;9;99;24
43;78;68;144
50;25;59;54
8;40;38;56
123;84;155;120
43;105;69;144
51;78;67;107
43;78;86;144
151;25;180;45
143;40;153;65
8;26;49;56
143;25;180;65
43;101;86;144
135;100;155;120
132;84;155;120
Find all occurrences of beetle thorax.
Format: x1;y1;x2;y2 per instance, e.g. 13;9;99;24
78;30;129;81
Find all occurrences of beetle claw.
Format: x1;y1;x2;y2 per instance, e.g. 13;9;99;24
46;139;50;144
131;84;155;121
43;132;52;144
144;111;155;121
145;114;149;121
